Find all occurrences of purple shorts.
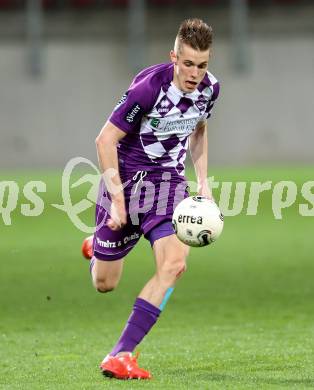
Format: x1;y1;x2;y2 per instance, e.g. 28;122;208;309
93;170;188;261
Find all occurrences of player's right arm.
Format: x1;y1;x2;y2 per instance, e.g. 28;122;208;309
96;67;159;231
95;121;127;231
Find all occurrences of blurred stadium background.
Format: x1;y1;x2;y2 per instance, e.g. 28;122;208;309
1;1;314;389
0;0;313;168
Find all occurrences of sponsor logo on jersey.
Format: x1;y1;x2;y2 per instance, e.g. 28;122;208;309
125;103;143;123
146;116;206;135
163;117;200;133
150;118;160;128
114;92;128;111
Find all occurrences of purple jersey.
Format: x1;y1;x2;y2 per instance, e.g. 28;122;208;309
109;63;219;176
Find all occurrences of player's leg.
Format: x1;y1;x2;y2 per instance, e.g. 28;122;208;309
108;227;188;357
87;196;141;293
90;257;124;293
82;235;125;293
138;233;189;306
101;231;187;380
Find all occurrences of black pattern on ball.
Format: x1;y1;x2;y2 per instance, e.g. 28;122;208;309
197;230;213;246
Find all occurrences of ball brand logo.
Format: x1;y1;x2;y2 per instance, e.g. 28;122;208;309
178;214;203;224
125;103;142;123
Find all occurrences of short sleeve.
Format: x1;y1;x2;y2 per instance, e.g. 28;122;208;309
109;77;155;134
206;81;220;119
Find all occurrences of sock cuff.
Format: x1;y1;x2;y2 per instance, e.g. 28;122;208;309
134;297;161;317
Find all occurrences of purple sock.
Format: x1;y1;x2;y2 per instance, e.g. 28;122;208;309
111;297;161;356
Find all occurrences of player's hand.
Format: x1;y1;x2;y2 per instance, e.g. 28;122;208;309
107;198;127;231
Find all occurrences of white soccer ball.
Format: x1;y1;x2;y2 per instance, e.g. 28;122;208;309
172;196;224;247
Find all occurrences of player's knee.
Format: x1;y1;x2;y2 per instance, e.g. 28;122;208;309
160;256;187;282
94;278;117;293
176;262;187;279
173;260;187;279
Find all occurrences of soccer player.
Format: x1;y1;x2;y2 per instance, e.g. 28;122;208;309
82;18;220;379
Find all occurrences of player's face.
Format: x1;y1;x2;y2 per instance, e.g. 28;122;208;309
170;43;211;93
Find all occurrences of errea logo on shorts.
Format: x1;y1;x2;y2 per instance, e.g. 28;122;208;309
125;103;143;123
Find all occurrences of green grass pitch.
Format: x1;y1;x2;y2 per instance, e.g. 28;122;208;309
1;167;314;389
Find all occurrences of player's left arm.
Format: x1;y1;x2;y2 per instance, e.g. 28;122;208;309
189;120;213;199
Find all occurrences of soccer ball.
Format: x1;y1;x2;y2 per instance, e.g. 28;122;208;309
172;196;224;247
